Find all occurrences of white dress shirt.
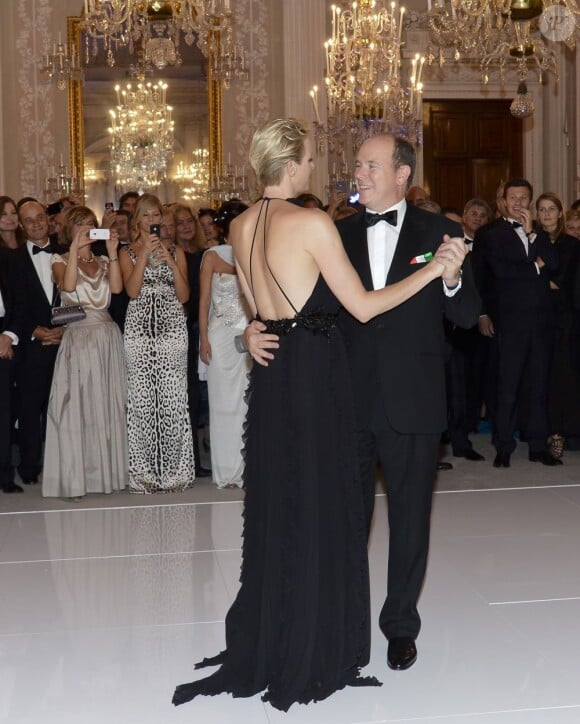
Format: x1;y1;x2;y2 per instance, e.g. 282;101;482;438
504;217;540;274
366;199;408;290
26;240;54;302
0;289;18;345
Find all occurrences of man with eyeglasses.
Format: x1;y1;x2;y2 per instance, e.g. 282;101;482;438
445;199;493;462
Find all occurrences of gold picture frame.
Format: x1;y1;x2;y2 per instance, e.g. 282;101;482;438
66;15;223;195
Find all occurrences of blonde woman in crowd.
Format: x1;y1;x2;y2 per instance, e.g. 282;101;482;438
43;206;127;498
119;194;195;492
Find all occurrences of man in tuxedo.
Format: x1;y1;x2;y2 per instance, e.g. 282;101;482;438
478;178;560;468
335;135;480;670
0;250;23;493
12;200;63;484
445;198;493;459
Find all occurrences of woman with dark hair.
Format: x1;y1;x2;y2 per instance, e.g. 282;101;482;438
198;207;219;247
119;193;194;492
0;196;23;249
198;200;251;488
42;206;127;498
536;191;580;458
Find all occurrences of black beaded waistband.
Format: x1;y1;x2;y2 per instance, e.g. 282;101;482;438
261;307;337;337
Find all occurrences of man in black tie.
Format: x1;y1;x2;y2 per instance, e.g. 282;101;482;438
336;135;480;671
12;200;63;484
478;178;560;468
445;199;493;459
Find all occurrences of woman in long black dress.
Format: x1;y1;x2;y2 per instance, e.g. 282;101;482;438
536;192;580;457
173;119;460;711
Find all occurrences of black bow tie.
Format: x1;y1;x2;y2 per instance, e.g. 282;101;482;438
510;221;522;229
32;244;52;255
364;210;398;228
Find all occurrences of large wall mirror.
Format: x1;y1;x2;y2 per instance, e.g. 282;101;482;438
67;15;222;209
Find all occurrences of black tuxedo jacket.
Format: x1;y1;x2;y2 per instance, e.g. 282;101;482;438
10;243;60;345
0;249;23;339
337;205;481;434
479;219;558;329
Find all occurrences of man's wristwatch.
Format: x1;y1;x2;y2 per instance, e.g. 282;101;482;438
234;334;248;354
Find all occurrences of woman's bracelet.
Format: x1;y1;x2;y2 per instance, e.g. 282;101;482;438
109;257;119;262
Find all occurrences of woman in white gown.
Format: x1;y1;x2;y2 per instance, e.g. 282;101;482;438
199;201;251;488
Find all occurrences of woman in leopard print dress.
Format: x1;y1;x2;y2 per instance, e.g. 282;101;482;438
119;194;195;492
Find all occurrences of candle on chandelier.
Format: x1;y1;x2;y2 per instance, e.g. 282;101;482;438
398;7;405;47
310;87;321;124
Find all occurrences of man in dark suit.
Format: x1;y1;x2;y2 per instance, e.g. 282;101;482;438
335;135;480;671
12;200;63;484
445;198;493;459
0;250;24;493
478;178;560;468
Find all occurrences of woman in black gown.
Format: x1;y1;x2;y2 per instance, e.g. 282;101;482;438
173;119;460;711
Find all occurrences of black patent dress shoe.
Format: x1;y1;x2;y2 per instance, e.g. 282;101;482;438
436;461;453;471
460;449;485;461
529;451;563;466
19;475;38;484
195;466;212;478
493;452;511;468
2;482;24;493
387;637;417;670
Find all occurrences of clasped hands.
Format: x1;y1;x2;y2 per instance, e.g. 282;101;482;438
433;235;467;287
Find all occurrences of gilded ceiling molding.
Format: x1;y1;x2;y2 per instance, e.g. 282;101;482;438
230;0;270;171
16;0;55;198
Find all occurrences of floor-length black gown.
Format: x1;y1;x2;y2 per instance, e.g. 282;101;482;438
173;199;379;711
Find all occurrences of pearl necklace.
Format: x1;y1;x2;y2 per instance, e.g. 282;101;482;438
77;252;95;263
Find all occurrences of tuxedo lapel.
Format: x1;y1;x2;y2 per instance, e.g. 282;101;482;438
344;215;374;291
386;206;430;285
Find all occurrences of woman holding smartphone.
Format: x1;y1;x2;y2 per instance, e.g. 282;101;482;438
119;193;195;492
42;206;128;499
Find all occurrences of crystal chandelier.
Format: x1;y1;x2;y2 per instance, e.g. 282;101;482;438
108;78;175;192
173;148;210;200
426;1;561;92
40;34;84;90
44;154;84;201
208;157;250;204
310;0;425;155
82;1;247;84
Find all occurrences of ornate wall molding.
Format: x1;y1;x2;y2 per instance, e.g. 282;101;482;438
223;0;270;184
16;0;56;198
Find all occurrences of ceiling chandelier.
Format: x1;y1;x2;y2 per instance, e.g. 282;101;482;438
82;1;247;84
426;0;573;116
173;148;210;200
108;77;175;192
310;0;425;156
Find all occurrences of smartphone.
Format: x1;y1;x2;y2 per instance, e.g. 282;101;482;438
104;202;114;213
150;223;161;236
348;192;360;204
89;228;110;240
336;181;349;193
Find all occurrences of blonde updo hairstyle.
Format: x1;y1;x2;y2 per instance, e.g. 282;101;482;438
249;118;309;187
60;206;98;247
130;193;163;242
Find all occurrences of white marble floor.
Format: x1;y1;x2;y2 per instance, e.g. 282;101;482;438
2;436;580;723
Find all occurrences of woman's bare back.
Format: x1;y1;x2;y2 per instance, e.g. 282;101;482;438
231;198;328;320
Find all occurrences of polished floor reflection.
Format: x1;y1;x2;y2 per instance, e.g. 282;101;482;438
1;435;580;723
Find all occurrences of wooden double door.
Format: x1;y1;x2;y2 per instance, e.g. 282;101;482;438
422;99;523;212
